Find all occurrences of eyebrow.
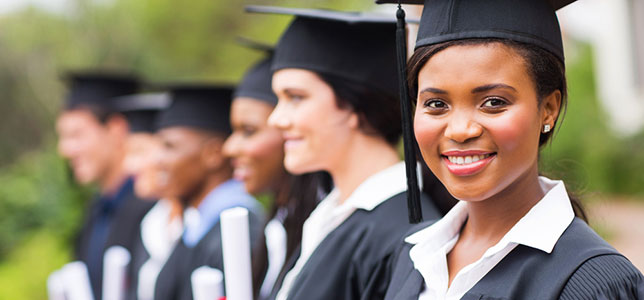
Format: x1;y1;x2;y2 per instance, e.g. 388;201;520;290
471;83;517;94
419;83;517;95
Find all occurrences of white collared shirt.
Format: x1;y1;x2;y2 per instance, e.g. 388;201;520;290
276;161;410;300
137;199;183;300
407;177;575;300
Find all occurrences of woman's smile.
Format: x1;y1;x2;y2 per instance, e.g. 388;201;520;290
441;150;497;176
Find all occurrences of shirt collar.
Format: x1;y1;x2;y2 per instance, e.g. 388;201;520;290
342;161;412;212
406;176;574;254
502;177;574;253
182;179;260;247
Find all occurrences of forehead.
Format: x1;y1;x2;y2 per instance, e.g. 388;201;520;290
57;109;102;129
231;98;274;121
272;68;326;89
418;43;531;88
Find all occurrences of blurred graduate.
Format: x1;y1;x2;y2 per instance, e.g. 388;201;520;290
222;48;330;300
244;6;445;300
55;72;156;299
109;91;184;300
151;85;264;300
375;0;644;299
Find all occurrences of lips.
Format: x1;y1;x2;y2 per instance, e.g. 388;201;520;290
232;166;251;181
441;150;496;176
283;135;303;151
230;158;251;181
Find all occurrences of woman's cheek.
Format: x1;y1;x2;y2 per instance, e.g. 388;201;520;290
414;113;442;157
484;109;537;155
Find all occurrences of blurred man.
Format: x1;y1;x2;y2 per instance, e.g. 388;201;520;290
152;85;264;300
55;72;155;299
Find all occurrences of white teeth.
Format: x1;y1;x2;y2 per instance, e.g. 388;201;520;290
447;154;491;165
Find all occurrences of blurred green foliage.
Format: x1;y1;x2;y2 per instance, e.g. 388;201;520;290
540;43;644;198
0;0;642;298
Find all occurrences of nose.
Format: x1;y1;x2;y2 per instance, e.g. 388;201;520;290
444;109;483;143
267;101;291;130
222;134;239;158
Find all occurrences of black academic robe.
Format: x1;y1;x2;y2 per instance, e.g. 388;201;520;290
153;209;264;300
384;218;644;300
75;181;155;300
279;192;440;300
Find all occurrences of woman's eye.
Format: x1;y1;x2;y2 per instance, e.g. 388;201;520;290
242;128;256;137
290;94;305;102
482;97;507;108
424;99;448;109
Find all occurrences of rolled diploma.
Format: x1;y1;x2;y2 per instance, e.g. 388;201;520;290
220;207;253;300
191;266;224;300
61;261;95;300
102;246;131;300
47;270;66;300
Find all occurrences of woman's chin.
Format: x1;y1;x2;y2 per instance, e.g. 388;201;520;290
284;158;316;175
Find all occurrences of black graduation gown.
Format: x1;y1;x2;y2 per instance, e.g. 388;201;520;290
384;218;644;300
153;209;264;300
75;180;155;300
279;192;441;300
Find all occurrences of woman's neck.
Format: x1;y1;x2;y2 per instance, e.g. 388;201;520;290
461;165;545;243
327;135;400;204
185;169;232;209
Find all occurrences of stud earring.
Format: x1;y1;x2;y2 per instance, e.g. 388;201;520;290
543;124;551;133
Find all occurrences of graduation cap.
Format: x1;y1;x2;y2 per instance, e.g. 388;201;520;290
376;0;576;62
245;6;401;98
233;38;278;106
375;0;577;223
111;92;171;133
156;85;234;134
64;71;140;110
245;6;425;223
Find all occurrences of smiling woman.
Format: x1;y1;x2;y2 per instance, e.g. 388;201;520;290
243;5;444;300
380;0;644;299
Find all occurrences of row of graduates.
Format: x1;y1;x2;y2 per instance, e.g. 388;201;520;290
51;0;644;299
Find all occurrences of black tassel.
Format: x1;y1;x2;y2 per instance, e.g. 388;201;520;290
395;3;423;224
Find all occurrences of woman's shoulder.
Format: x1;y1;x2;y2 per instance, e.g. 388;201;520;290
560;254;644;300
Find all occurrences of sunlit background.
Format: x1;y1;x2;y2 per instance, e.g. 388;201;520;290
0;0;642;298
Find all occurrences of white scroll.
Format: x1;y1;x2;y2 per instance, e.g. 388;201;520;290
191;266;224;300
220;207;253;300
60;261;95;300
102;246;131;300
47;270;66;300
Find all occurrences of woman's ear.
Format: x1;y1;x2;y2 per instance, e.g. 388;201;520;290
200;136;226;171
105;113;130;141
541;90;562;129
347;111;360;130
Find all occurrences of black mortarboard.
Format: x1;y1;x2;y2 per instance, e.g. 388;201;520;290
245;6;400;98
233;38;278;106
376;0;577;62
375;0;577;224
64;72;140;110
156;85;234;134
111;93;171;133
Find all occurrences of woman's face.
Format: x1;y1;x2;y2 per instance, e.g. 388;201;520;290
223;98;286;195
123;133;165;199
414;43;554;202
268;69;355;174
156;127;212;200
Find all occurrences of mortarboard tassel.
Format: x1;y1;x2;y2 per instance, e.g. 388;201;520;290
395;2;423;224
